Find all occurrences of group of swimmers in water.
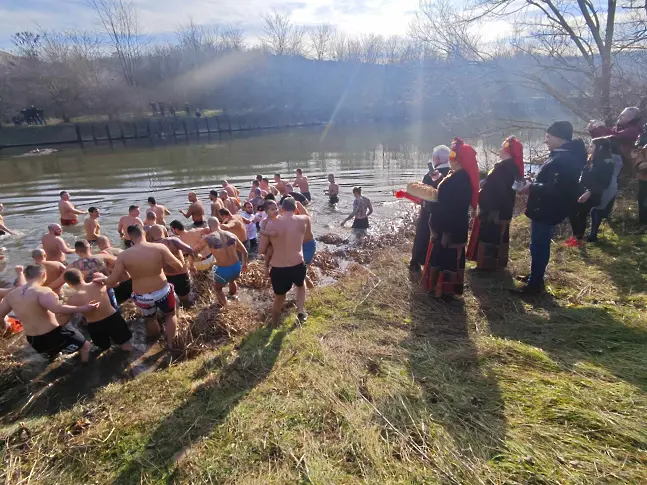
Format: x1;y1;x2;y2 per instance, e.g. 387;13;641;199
0;169;375;364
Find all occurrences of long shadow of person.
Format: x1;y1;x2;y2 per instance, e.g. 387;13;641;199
112;324;291;484
398;285;507;470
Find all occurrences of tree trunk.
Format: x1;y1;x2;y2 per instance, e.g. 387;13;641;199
600;55;612;125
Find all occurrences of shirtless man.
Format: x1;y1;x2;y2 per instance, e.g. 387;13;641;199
143;212;168;240
219;191;240;215
274;173;288;195
341;187;373;230
249;188;265;211
219;209;248;249
293;169;312;201
58;191;84;226
84;207;101;243
0;266;26;303
222;180;240;199
69;240;109;281
147;197;171;226
282;185;308;206
148;225;194;304
95;236;132;306
96;236;122;257
62;269;132;352
259;197;311;325
169;220;211;260
118;205;144;248
261;177;279;196
179;191;206;228
193;218;248;307
41;224;75;263
0;203;15;236
95;226;184;348
31;249;66;293
0;264;97;362
325;174;340;204
209;190;225;218
248;180;266;200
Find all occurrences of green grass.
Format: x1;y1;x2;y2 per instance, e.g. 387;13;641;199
2;212;647;483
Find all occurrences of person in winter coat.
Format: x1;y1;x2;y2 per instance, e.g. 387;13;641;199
515;121;585;295
588;107;643;171
467;136;525;270
588;137;624;242
565;138;616;246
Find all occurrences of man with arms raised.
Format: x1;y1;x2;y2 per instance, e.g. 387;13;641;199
58;190;85;226
62;268;132;352
260;197;311;325
95;226;184;348
179;191;206;228
193;218;248;307
84;207;101;243
118;205;144;248
31;249;66;293
148;225;194;305
41;224;75;263
147;197;171;226
293;169;312;201
209;190;224;218
0;264;98;363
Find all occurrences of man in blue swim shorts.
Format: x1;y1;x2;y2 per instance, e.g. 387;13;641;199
193;217;248;307
302;223;316;289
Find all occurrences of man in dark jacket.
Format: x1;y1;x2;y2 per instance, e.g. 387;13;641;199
516;121;585;294
410;145;452;272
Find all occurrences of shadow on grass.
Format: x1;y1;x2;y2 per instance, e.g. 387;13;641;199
592;233;647;296
402;286;507;463
112;324;291;485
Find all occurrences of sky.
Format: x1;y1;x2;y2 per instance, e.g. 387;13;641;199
0;0;423;49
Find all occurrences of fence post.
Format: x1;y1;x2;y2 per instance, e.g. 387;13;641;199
75;124;84;147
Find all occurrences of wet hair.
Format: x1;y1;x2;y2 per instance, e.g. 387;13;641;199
296;168;303;175
274;173;281;179
24;264;45;280
145;211;156;221
31;248;45;260
63;268;83;286
353;187;362;195
170;220;185;231
256;174;263;181
209;190;219;198
148;196;156;204
127;225;143;238
264;193;276;201
219;208;232;218
128;205;139;213
281;197;297;212
88;206;98;214
59;190;68;198
75;240;90;251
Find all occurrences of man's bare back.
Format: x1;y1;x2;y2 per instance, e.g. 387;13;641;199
66;283;114;324
4;285;68;336
42;233;71;263
266;215;310;267
118;215;143;241
294;175;310;193
42;260;66;288
84;217;100;241
110;242;181;294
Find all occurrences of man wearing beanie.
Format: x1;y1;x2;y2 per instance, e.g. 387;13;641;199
515;121;586;295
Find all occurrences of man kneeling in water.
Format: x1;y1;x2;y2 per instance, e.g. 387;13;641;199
0;264;98;362
193;217;248;307
62;269;133;352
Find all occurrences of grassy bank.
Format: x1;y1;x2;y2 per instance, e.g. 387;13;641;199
2;203;647;483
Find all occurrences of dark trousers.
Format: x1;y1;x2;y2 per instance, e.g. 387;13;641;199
528;221;555;287
411;211;432;267
569;200;595;240
639;181;647;225
589;197;615;240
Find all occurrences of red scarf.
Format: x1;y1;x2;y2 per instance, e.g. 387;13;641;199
504;136;524;177
450;138;480;209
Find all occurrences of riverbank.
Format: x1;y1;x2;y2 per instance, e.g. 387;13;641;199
2;197;647;483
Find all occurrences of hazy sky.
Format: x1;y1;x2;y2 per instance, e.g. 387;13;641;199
0;0;423;49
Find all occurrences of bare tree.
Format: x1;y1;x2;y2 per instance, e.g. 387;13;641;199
289;25;308;56
221;25;245;51
308;24;335;60
87;0;146;86
331;32;348;61
11;32;41;59
360;34;384;63
260;9;292;55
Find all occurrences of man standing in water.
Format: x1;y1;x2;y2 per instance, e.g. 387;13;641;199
118;205;144;248
341;187;373;229
193;218;247;307
324;174;340;204
219;190;240;215
41;224;75;263
58;191;85;226
84;207;101;243
148;225;194;305
179;191;206;228
222;180;240;199
62;268;133;352
0;264;97;363
274;173;288;195
260;198;311;325
293;169;312;201
209;190;224;218
94;226;184;349
0;203;15;236
147;197;171;226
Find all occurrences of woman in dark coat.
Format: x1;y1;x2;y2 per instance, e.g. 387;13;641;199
422;138;479;298
467;136;524;270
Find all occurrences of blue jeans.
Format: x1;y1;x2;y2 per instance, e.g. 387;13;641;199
529;221;555;287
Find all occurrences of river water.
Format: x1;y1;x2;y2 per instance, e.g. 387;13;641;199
0;123;544;281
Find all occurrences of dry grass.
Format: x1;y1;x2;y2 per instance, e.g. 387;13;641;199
1;192;646;484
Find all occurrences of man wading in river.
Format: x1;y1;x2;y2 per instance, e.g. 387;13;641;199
94;226;184;349
58;191;85;226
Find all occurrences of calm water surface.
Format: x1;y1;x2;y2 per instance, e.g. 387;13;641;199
0;123;543;281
